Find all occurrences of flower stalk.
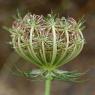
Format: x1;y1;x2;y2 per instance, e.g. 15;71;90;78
45;79;52;95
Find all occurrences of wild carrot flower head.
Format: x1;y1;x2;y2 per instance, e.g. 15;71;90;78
6;13;85;81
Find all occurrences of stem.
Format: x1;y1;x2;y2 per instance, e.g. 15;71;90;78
45;79;52;95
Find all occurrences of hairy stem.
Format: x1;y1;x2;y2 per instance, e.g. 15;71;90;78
45;79;52;95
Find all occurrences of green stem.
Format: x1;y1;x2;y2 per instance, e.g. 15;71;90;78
45;79;52;95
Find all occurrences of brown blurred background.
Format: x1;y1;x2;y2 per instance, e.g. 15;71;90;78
0;0;95;95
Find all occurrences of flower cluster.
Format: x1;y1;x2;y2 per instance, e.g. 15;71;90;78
6;13;85;81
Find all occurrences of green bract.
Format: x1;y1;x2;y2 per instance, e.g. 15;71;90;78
6;13;85;81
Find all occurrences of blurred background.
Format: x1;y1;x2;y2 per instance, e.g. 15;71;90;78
0;0;95;95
